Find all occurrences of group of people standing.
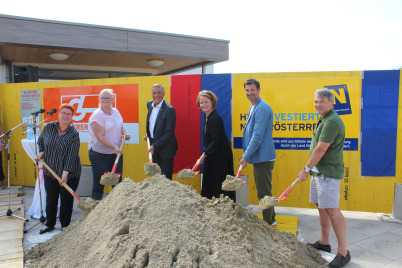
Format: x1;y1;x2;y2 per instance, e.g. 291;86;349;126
36;88;131;234
239;79;350;267
31;78;349;267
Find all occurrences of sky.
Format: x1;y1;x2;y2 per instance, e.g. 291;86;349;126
2;0;402;74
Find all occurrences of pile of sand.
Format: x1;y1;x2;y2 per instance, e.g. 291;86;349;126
26;175;325;268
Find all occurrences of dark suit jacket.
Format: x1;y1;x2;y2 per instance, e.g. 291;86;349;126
146;100;178;160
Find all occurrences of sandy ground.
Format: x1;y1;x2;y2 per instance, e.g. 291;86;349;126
25;175;326;268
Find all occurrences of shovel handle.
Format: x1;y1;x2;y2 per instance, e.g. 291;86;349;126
111;136;125;173
236;164;244;178
146;137;153;163
278;178;299;201
37;158;80;201
191;153;206;172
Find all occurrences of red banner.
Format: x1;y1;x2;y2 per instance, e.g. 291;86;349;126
171;75;201;173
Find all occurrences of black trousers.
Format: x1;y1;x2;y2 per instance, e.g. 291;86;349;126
152;152;174;180
44;174;79;228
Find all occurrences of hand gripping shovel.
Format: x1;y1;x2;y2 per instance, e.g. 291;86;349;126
222;164;246;191
177;153;205;179
144;137;161;176
36;158;80;201
100;136;125;186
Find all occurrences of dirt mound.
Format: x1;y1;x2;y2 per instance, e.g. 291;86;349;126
26;175;325;268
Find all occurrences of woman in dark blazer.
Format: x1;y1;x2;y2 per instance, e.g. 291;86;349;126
36;103;81;234
197;90;235;201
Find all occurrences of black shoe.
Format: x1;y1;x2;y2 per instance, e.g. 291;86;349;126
39;226;55;234
328;251;351;267
307;240;331;253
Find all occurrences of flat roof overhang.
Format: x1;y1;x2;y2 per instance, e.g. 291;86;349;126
0;14;229;78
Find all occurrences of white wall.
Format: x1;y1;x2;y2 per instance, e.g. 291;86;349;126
175;65;214;75
0;64;7;84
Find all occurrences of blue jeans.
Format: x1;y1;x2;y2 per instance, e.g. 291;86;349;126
89;149;123;200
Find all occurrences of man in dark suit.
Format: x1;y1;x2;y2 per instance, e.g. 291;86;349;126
146;84;178;180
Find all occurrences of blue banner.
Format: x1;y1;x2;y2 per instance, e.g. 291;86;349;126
200;73;232;152
361;70;400;176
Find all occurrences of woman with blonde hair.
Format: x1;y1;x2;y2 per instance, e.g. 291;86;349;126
88;89;130;200
196;90;235;201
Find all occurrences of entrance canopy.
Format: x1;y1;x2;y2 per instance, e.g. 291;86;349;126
0;14;229;80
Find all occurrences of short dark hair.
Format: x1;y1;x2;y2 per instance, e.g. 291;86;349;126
244;78;260;89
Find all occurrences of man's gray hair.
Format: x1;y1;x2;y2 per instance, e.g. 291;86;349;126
152;83;165;93
315;88;334;101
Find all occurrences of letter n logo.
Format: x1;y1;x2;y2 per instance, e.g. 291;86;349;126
325;84;352;115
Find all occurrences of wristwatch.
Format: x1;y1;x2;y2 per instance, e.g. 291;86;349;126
304;166;311;172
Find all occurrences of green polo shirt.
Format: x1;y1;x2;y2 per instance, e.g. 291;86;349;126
309;109;345;179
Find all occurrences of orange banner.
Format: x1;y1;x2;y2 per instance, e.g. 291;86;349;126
43;84;139;144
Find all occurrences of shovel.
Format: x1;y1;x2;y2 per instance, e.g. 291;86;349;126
258;166;319;210
36;158;80;201
144;137;161;176
221;164;246;191
177;153;205;179
100;136;125;186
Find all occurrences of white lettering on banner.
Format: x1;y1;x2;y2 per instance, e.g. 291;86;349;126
74;123;89;132
62;95;100;121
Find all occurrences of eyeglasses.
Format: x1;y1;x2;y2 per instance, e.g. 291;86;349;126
60;112;73;117
199;90;211;95
99;97;113;100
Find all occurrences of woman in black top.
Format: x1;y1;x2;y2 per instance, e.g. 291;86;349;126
197;90;236;201
36;103;81;234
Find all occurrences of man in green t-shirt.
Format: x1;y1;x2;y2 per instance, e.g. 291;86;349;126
297;88;351;268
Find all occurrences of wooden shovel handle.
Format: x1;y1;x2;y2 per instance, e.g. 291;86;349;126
111;136;125;173
37;158;80;201
277;178;299;201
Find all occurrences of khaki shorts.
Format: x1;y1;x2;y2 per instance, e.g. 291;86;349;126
309;175;342;209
